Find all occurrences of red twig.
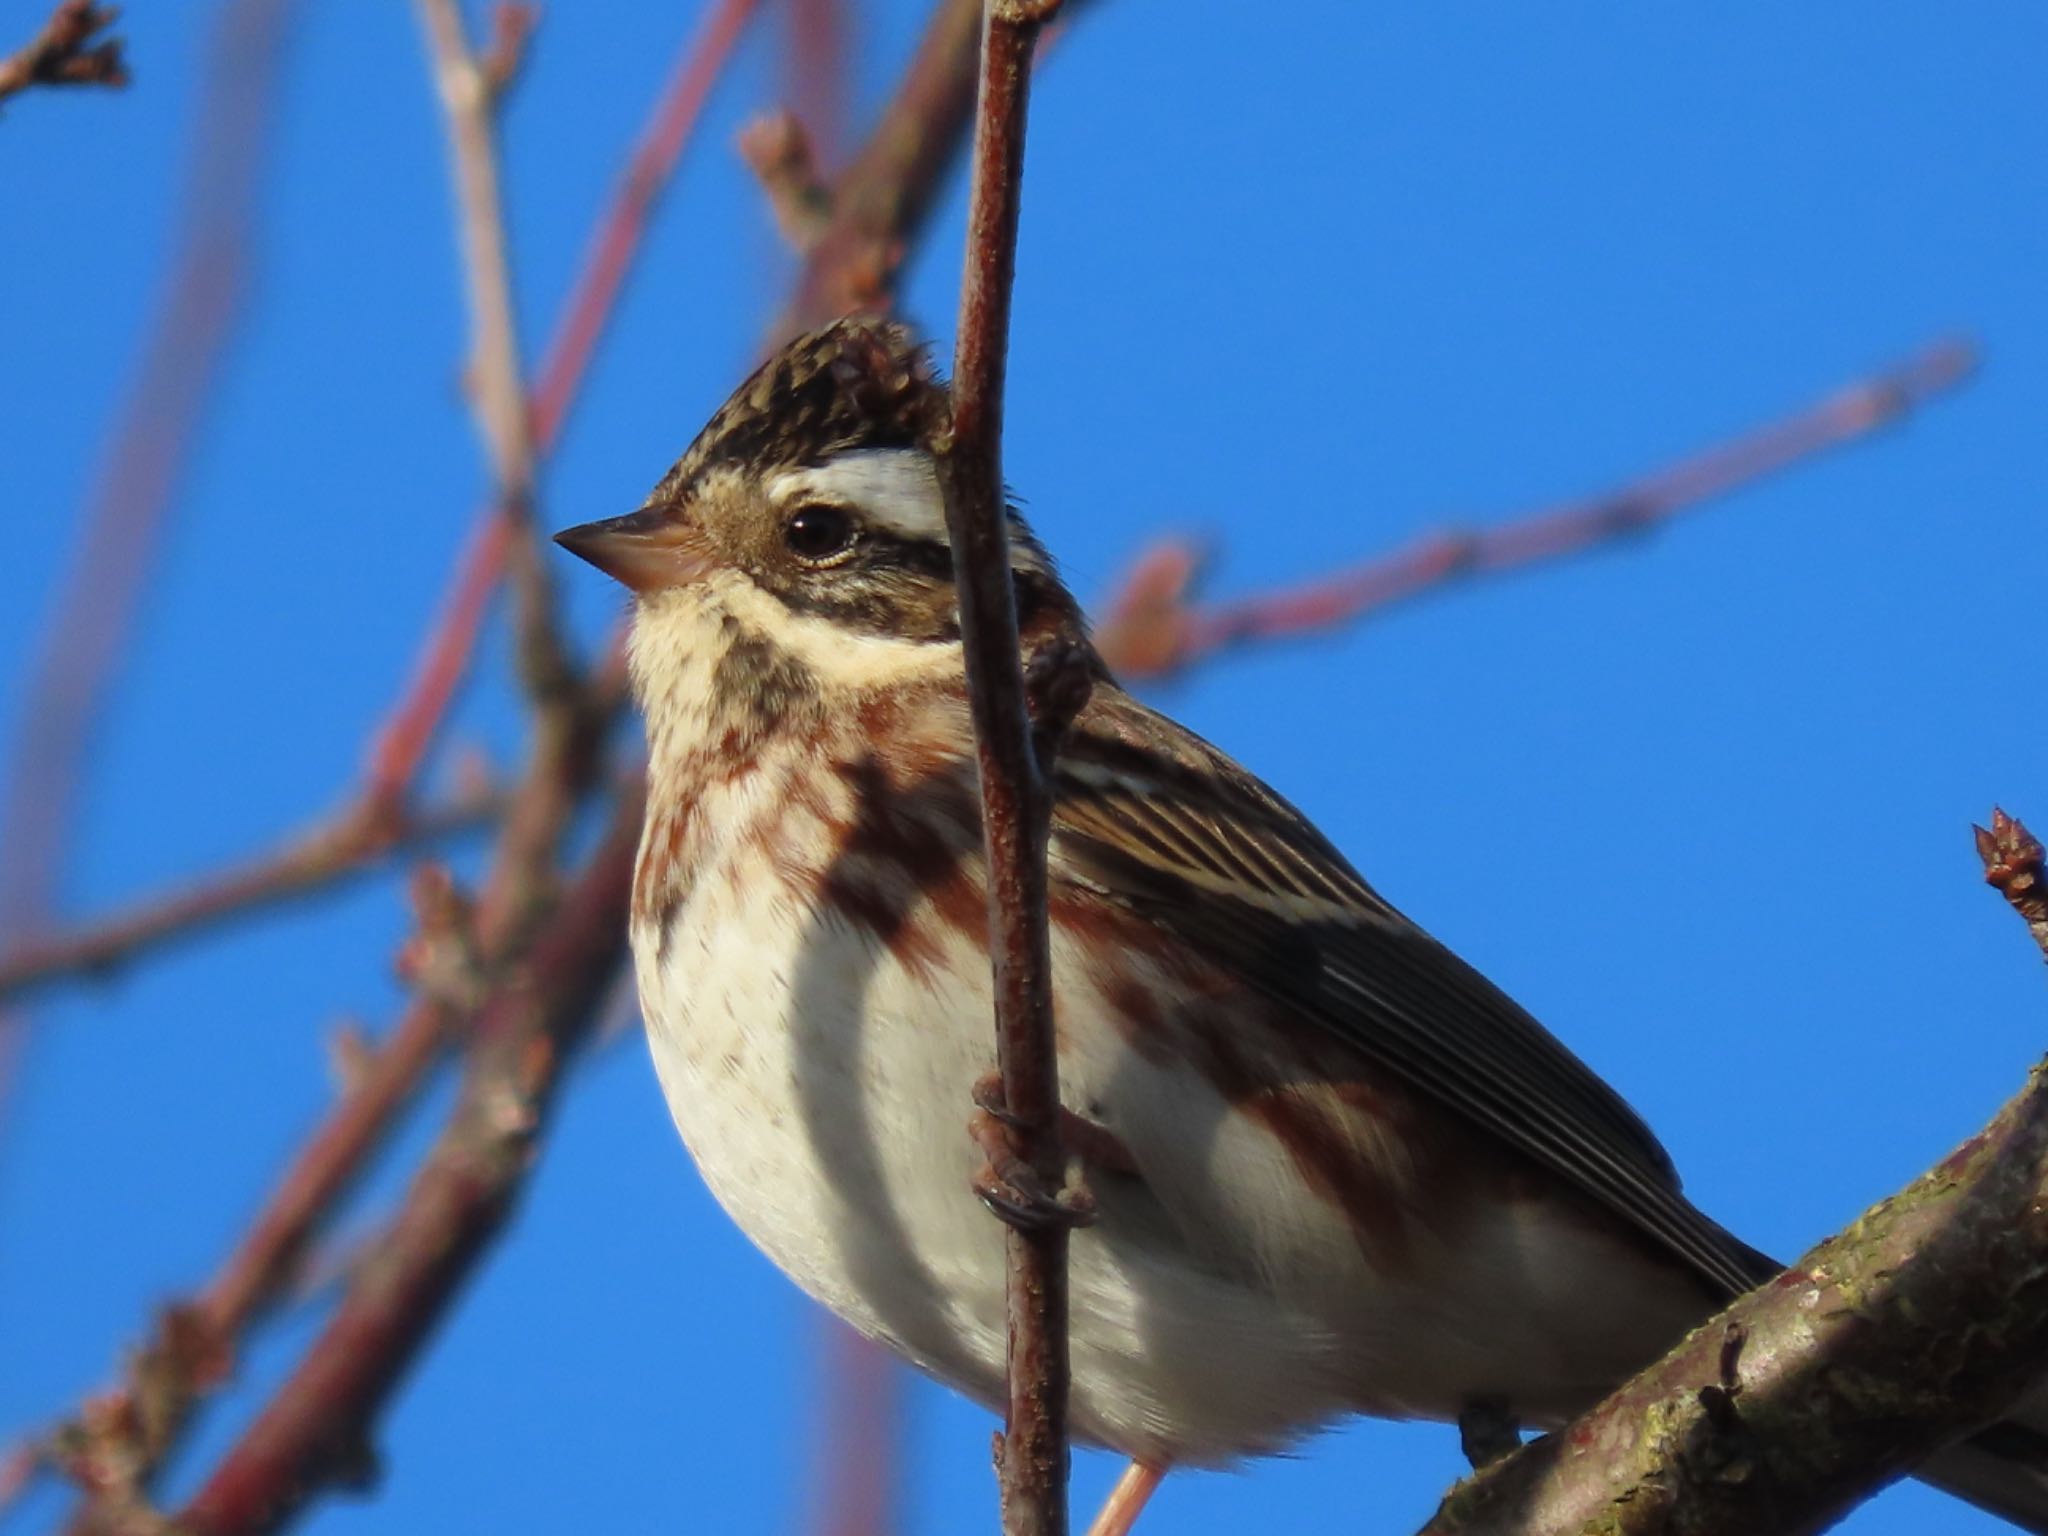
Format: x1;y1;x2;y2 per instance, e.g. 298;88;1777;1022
1094;337;1979;680
740;109;833;252
934;3;1078;1533
0;0;127;101
0;0;752;1013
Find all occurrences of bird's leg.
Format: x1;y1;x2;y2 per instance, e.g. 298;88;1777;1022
1085;1459;1168;1536
1456;1397;1522;1469
968;1072;1096;1231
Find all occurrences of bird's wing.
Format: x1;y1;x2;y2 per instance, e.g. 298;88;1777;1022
1049;685;1773;1300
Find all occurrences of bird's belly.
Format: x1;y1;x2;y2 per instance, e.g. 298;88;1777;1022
635;870;1706;1464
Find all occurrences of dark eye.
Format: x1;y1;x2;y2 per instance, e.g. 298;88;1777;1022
783;504;857;563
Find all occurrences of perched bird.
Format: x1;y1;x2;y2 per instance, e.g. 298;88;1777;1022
557;319;2048;1534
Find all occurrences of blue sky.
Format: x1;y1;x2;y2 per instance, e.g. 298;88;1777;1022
5;4;2048;1534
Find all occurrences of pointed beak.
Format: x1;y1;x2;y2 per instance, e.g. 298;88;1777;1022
552;507;705;593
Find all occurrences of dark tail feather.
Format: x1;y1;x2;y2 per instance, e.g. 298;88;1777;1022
1920;1415;2048;1533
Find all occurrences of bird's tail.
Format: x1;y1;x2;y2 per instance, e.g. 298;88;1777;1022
1920;1410;2048;1533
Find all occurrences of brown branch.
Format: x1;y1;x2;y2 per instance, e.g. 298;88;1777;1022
0;0;744;1012
784;0;984;332
932;4;1080;1534
413;0;574;719
1979;808;2048;964
1417;810;2048;1536
783;0;847;166
1095;337;1979;681
172;787;642;1536
0;1;127;102
0;784;500;1006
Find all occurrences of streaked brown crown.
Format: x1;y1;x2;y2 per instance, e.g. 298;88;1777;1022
649;319;947;505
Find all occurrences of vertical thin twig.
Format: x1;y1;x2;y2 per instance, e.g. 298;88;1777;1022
412;0;575;724
933;3;1073;1533
365;0;762;809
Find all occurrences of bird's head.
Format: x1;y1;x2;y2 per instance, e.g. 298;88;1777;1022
555;320;1077;689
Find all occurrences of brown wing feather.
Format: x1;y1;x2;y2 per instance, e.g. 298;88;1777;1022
1050;683;1775;1300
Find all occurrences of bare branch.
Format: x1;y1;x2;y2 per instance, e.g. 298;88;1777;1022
413;0;576;729
808;1326;903;1536
0;784;500;1006
1415;810;2048;1536
172;790;643;1536
366;0;762;815
784;0;985;333
932;4;1083;1533
1095;337;1979;680
0;1;127;103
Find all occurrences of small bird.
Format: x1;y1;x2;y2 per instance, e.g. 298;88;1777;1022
558;319;2048;1534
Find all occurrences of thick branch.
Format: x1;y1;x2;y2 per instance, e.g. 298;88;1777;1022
1419;809;2048;1536
932;4;1077;1534
0;1;127;102
1094;338;1978;680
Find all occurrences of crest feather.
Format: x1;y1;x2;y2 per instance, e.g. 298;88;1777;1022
653;319;947;501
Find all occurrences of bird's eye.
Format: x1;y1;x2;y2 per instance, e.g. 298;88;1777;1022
783;504;857;563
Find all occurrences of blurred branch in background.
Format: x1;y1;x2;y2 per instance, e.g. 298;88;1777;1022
0;0;289;1120
1419;811;2048;1536
1094;336;1978;681
809;1322;905;1536
0;0;756;1011
0;1;127;103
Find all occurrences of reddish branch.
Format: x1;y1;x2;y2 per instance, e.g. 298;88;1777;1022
932;4;1080;1534
740;109;834;252
0;0;748;1011
1094;337;1978;680
0;1;127;101
0;786;498;1005
785;0;985;332
1420;811;2048;1536
175;787;643;1536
